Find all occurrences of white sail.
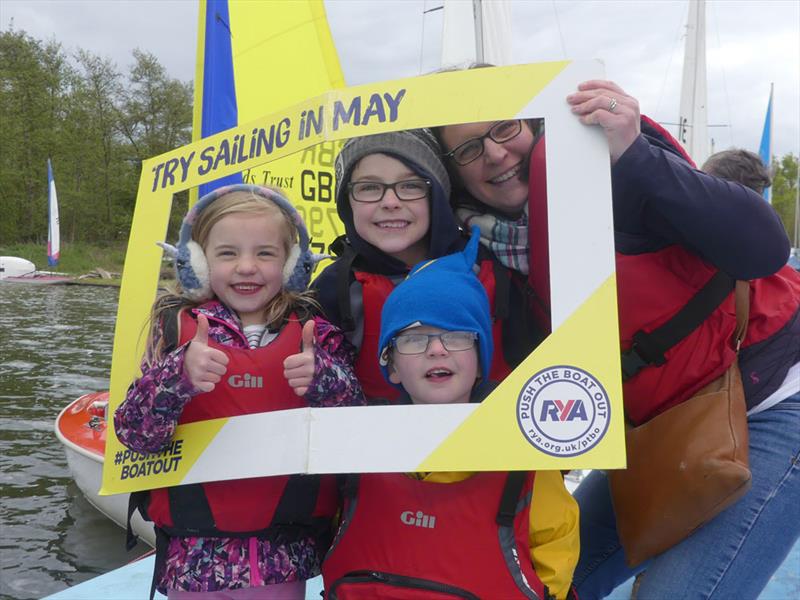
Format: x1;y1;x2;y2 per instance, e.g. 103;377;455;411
47;158;60;266
441;0;512;67
677;0;709;165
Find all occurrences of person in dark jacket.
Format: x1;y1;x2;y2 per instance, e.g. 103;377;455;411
434;78;800;599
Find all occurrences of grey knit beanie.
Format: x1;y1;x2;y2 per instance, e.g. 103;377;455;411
334;129;451;211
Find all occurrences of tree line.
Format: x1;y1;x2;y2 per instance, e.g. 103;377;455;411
771;154;799;246
0;27;192;245
0;26;797;248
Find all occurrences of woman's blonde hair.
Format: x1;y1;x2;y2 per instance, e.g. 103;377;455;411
145;188;318;362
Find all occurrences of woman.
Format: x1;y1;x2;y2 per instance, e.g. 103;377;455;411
434;79;800;599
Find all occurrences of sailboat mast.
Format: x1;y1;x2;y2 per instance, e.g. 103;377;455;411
678;0;709;166
473;0;484;63
440;0;511;67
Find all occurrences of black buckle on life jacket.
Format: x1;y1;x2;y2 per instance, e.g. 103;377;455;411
620;331;666;382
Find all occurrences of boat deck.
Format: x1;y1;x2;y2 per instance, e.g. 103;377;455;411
45;539;800;599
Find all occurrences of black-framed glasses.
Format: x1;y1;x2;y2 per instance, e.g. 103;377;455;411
348;179;431;203
392;331;477;355
443;120;523;166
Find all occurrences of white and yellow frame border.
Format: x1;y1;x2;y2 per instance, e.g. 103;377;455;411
101;60;624;495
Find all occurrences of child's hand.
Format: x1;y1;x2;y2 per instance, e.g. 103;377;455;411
283;320;316;396
183;314;229;393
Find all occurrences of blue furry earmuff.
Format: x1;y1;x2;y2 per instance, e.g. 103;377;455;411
158;184;323;301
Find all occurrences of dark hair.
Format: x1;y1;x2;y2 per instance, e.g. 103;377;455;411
702;149;772;194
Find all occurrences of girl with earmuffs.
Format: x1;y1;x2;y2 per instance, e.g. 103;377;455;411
114;184;364;599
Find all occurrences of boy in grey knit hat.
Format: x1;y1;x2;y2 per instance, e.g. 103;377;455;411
312;129;466;403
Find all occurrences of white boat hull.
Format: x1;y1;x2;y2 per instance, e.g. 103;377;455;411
55;397;156;548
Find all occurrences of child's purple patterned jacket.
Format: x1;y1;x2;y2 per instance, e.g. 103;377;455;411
114;300;364;593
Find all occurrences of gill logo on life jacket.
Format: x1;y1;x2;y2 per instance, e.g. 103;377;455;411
228;374;264;388
400;510;436;529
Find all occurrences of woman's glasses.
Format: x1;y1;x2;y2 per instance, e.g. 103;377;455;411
348;179;431;203
443;120;523;166
392;331;477;355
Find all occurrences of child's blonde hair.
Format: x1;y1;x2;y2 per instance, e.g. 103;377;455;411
146;188;318;362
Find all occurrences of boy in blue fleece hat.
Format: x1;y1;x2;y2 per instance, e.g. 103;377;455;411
321;227;580;600
377;225;494;404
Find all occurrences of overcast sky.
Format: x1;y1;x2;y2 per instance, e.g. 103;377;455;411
3;0;798;158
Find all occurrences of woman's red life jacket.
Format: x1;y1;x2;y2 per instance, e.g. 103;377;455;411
353;261;513;403
527;134;551;335
145;310;337;536
322;472;549;600
617;246;800;423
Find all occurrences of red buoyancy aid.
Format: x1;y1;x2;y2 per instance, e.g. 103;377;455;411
146;310;337;535
353;262;513;403
617;246;800;424
353;272;401;403
527;134;552;335
322;472;549;600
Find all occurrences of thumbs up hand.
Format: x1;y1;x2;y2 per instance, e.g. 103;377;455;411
183;313;230;393
283;320;317;397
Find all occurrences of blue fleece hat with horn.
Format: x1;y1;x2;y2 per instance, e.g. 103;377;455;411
378;226;493;385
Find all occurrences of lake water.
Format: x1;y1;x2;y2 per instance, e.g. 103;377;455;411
0;283;149;600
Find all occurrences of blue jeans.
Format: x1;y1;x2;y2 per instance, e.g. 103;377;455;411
573;391;800;600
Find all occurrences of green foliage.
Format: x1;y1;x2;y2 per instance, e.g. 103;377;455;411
0;29;72;244
0;26;193;245
771;153;799;245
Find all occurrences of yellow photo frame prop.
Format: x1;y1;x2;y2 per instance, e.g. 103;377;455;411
101;60;625;495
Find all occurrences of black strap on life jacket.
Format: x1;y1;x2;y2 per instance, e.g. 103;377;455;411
336;245;359;332
523;278;551;330
125;490;149;550
496;471;526;527
162;305;181;353
497;268;548;369
492;259;511;321
273;474;322;524
149;526;170;600
341;473;360;501
167;484;215;535
620;270;736;381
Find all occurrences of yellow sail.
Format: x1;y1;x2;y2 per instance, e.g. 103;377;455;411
103;0;347;493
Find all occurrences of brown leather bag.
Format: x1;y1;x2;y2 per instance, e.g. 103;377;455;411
609;280;752;567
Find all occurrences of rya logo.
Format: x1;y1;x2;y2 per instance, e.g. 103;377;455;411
228;373;263;388
540;399;588;422
516;365;610;458
400;510;436;529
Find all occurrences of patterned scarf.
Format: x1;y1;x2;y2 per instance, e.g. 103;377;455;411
455;204;529;274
